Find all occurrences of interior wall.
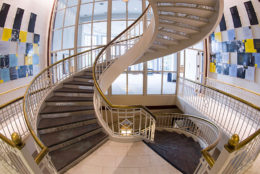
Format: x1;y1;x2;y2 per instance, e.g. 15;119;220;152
0;0;55;105
208;0;260;93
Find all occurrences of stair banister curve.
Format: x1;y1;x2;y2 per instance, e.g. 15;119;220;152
92;4;157;141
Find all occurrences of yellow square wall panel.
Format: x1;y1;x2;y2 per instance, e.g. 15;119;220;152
2;28;12;41
244;39;257;53
210;63;216;73
25;56;32;65
0;80;3;83
215;32;222;42
19;31;27;42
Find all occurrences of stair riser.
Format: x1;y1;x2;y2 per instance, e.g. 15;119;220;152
46;101;93;106
38;119;97;134
73;78;94;83
63;84;93;90
40;110;95;119
58;136;108;174
48;128;102;152
54;92;93;97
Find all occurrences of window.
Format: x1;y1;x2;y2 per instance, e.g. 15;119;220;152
112;73;127;95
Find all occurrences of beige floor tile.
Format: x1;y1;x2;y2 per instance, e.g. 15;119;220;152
149;154;169;166
96;145;129;156
102;167;140;174
116;155;150;168
66;165;102;174
85;155;117;167
66;140;181;174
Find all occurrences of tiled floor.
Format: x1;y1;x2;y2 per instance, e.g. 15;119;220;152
65;140;181;174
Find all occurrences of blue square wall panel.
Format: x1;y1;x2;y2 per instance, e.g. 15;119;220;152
18;65;27;78
9;66;18;80
32;54;39;65
228;29;235;41
0;68;10;82
9;54;18;67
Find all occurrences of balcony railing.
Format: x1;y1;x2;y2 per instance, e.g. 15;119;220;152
205;77;260;107
178;77;260;173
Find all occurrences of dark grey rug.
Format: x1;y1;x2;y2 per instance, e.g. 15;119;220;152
144;130;202;174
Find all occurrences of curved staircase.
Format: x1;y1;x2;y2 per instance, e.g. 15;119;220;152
37;69;108;173
136;0;223;63
23;0;224;173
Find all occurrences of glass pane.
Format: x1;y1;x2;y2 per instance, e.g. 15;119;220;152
163;72;176;94
78;24;91;47
112;0;126;20
93;1;108;21
147;72;161;94
112;73;127;95
111;21;126;37
180;50;184;66
164;53;177;71
79;3;93;23
128;0;142;19
57;0;67;10
67;0;78;7
192;40;204;50
147;58;162;71
185;49;198;81
64;7;77;26
52;29;62;51
63;26;75;49
81;0;93;3
128;72;143;95
92;22;107;46
54;10;65;29
128;63;143;71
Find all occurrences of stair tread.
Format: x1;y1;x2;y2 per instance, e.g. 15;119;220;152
54;87;94;93
39;123;101;147
46;96;93;102
40;105;94;114
64;81;94;86
74;75;93;79
38;114;96;130
49;131;107;171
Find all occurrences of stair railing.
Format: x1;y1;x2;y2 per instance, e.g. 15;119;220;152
205;77;260;107
178;77;260;173
92;4;156;141
22;4;153;172
156;113;221;172
0;97;56;174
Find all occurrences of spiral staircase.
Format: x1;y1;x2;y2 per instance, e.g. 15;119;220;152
22;0;224;173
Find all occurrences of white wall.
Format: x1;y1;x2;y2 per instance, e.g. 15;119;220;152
208;0;260;93
0;0;55;105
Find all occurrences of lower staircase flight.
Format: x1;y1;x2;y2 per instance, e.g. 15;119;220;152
37;68;108;173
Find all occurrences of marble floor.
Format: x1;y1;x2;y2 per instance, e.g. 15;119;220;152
65;140;182;174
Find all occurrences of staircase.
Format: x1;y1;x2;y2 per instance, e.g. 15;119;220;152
22;0;224;173
37;69;108;173
135;0;223;63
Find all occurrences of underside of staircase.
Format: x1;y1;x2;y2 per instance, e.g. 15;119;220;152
37;69;108;173
136;0;223;63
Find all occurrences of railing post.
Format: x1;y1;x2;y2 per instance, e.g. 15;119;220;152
11;133;50;174
206;134;240;174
